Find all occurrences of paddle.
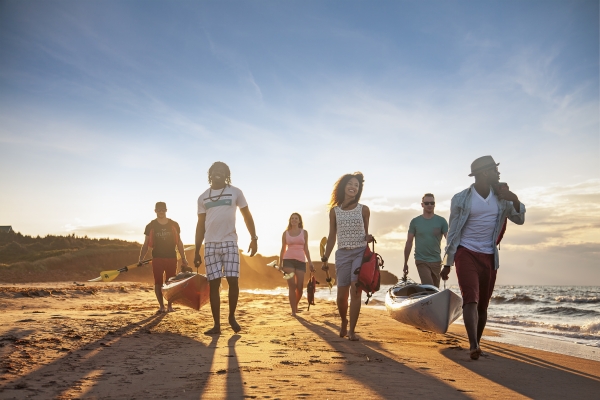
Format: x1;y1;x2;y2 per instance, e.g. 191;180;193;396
320;236;334;292
88;259;152;282
266;261;295;280
88;245;195;282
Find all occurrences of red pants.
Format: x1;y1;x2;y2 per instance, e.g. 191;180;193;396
152;258;177;285
455;246;497;311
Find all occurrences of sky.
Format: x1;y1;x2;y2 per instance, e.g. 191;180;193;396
0;0;598;285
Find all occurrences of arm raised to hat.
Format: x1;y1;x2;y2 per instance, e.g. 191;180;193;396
497;188;521;213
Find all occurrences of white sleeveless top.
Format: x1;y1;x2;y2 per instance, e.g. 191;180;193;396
334;204;366;249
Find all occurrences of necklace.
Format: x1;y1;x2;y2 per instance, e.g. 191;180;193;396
341;199;357;210
208;186;226;202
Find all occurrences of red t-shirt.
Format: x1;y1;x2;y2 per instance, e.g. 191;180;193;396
144;219;180;258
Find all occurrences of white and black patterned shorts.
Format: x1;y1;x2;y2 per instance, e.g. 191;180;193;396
204;241;240;281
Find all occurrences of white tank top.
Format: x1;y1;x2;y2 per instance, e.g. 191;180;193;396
334;204;366;249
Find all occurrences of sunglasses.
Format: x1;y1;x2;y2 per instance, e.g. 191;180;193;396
423;202;435;206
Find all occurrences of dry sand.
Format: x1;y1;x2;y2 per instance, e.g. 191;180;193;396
0;282;598;399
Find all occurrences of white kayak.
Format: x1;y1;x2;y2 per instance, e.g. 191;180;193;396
385;277;463;334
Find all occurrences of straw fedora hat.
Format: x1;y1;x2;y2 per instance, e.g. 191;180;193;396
469;156;499;176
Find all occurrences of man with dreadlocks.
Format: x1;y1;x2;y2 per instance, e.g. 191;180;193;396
194;161;258;334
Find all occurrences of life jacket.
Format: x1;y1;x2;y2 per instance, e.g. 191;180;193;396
307;273;319;310
148;219;179;249
354;241;384;305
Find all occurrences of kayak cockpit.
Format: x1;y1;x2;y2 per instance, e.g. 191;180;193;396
389;282;439;300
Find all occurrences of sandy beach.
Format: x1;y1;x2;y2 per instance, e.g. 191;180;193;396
1;282;599;399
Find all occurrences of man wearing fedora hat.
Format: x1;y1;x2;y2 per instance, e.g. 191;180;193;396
441;155;526;360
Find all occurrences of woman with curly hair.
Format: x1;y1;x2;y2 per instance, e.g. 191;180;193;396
279;212;315;316
321;172;374;341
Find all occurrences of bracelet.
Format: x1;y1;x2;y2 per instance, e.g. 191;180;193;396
321;256;328;263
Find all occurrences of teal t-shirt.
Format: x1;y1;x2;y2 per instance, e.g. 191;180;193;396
408;215;448;263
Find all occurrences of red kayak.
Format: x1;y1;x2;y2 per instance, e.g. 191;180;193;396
162;273;210;311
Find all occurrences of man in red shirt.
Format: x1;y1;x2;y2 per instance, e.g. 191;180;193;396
139;202;189;313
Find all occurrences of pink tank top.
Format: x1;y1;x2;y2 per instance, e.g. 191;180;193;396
283;229;306;262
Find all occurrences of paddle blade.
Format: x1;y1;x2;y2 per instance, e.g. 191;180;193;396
88;276;103;282
283;272;295;280
266;260;279;269
98;270;120;282
319;237;327;257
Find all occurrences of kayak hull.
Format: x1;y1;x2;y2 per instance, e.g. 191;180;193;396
385;285;463;334
162;273;210;311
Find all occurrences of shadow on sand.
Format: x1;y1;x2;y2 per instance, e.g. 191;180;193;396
0;313;246;399
441;332;600;398
296;316;469;399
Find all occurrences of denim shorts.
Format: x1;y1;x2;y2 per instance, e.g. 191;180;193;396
335;246;366;287
282;259;307;273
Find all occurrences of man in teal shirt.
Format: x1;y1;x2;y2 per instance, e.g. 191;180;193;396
403;193;448;287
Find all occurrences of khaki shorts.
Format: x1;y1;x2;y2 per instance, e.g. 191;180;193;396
415;260;442;288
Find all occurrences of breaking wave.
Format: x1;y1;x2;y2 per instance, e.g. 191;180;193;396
488;317;600;341
554;296;600;304
535;306;600;316
491;294;537;304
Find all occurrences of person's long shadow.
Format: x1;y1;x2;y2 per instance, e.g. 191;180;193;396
225;334;244;400
0;313;222;399
296;316;468;399
441;333;600;398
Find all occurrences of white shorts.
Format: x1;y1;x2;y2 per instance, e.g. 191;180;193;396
204;241;240;281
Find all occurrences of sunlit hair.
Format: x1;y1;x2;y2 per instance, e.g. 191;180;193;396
287;213;304;230
422;193;435;202
328;172;364;210
208;161;231;186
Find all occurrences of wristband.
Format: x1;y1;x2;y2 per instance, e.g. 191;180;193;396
321;256;328;263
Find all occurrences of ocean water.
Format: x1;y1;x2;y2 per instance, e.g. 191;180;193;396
242;284;600;360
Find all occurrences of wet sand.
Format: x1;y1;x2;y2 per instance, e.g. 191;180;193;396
0;282;599;399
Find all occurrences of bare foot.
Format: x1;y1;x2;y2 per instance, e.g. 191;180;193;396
229;316;241;333
470;347;480;360
167;306;175;312
340;319;348;337
156;308;165;314
348;331;359;341
204;327;221;335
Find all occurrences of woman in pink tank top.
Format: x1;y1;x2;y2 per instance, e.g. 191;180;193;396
279;213;315;316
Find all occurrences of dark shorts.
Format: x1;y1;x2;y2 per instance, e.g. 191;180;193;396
455;246;497;311
282;259;306;272
152;258;177;285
